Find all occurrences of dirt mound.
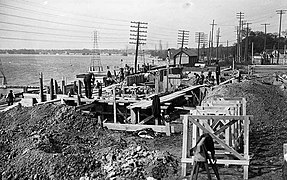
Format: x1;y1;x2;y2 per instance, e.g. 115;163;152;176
206;80;287;177
0;104;179;180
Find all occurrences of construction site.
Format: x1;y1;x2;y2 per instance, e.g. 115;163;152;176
1;63;287;180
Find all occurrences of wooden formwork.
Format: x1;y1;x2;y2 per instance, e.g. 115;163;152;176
181;97;252;179
181;115;252;179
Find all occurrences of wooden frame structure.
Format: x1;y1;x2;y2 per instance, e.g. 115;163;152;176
181;97;252;180
125;85;206;136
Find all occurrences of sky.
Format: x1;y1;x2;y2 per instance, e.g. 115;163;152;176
0;0;286;49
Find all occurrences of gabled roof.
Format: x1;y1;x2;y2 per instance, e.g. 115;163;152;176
170;48;197;58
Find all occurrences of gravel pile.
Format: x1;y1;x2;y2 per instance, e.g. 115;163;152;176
0;104;178;180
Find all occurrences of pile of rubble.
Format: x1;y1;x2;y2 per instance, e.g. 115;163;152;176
0;104;178;179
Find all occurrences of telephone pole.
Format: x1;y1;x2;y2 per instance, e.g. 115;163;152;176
195;32;206;61
276;10;286;64
177;30;189;65
208;31;211;64
244;22;251;62
130;21;148;73
210;20;217;61
261;23;270;51
216;28;220;63
237;12;244;62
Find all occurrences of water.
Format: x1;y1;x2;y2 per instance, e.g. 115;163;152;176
0;54;163;94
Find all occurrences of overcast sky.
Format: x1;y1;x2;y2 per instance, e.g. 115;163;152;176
0;0;286;49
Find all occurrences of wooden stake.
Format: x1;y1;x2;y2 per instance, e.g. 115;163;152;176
39;72;44;102
62;77;66;95
54;80;58;94
50;78;54;100
78;80;82;97
113;86;117;123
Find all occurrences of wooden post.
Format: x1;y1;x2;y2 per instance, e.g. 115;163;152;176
165;121;171;136
54;80;58;94
78;80;82;97
181;115;189;177
166;50;171;92
62;77;66;95
76;95;81;106
73;81;77;94
243;116;250;180
131;108;137;124
98;115;103;128
113;86;117;123
50;78;54;100
39;72;44;102
155;71;159;94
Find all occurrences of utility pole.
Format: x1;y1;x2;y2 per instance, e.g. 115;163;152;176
216;28;220;63
130;21;148;73
195;32;205;61
244;22;252;62
276;10;286;64
237;12;244;63
210;20;217;61
177;30;189;65
261;23;270;51
208;31;211;64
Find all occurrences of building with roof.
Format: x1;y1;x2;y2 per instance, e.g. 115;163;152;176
170;48;198;67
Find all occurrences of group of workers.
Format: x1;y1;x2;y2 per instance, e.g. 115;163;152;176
191;64;221;85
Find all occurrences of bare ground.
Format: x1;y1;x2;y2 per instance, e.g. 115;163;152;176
1;79;287;179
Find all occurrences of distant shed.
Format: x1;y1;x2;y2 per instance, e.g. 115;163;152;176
170;48;198;67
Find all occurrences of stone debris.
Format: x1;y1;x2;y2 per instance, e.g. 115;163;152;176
0;104;178;179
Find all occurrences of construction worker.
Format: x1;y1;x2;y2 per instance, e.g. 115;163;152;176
84;73;93;98
6;90;15;106
215;63;221;85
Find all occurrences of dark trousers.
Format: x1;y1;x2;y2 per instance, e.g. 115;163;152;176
216;74;220;85
84;82;92;98
8;99;13;106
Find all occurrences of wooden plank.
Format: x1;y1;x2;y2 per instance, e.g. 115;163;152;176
165;122;171;136
243;116;250;180
181;115;189;177
138;115;154;124
103;123;166;132
189;118;245;160
181;158;249;165
129;84;206;109
214;119;237;135
188;115;251;120
131;108;137;124
76;102;95;110
37;99;61;105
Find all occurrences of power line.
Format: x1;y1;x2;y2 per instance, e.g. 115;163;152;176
0;28;90;38
0;3;129;27
0;12;128;31
8;0;130;23
0;36;128;44
0;21;129;38
0;27;129;41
